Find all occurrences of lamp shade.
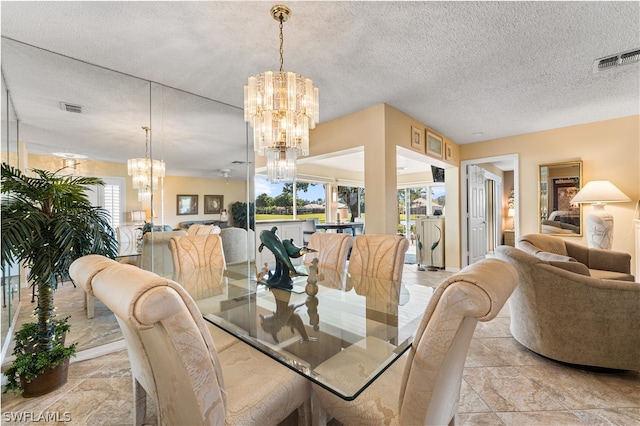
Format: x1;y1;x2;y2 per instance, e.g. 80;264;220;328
570;180;630;204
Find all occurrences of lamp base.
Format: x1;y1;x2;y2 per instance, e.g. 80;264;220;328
585;204;614;250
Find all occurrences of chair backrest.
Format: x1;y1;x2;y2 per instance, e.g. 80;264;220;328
517;233;570;256
219;227;256;264
169;234;226;272
304;232;352;271
187;224;221;236
69;255;227;425
139;230;187;277
398;258;518;425
347;234;409;281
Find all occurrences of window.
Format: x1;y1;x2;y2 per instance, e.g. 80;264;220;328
86;177;125;229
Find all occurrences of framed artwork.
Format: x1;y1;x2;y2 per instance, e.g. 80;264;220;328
426;131;443;158
204;194;224;214
410;126;423;152
445;142;453;161
177;194;198;215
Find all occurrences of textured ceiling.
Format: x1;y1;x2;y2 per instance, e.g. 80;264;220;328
1;1;639;178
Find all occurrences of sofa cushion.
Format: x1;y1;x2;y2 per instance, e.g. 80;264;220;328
535;251;577;263
548;261;590;276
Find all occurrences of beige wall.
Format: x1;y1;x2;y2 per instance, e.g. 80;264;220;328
163;176;246;227
461;115;640;274
23;153;247;229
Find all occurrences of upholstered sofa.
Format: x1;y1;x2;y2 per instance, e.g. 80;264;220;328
517;233;634;281
496;245;640;371
178;220;228;230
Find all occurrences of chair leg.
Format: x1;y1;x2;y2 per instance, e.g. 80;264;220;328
85;293;95;319
449;413;457;426
133;378;148;426
297;399;312;426
311;395;328;426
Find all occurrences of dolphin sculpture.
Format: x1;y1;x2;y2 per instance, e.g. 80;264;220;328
283;238;317;259
258;227;306;288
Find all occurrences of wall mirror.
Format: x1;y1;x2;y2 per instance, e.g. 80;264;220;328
539;161;582;236
0;37;251;354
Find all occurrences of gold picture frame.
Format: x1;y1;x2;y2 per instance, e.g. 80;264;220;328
410;126;423;152
177;194;198;215
426;131;443;158
204;194;224;214
445;142;453;161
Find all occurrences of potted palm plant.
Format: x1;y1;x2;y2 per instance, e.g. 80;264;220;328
1;163;118;397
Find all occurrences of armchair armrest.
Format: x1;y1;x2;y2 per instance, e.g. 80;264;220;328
588;248;631;274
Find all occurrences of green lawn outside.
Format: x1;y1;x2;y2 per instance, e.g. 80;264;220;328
255;213;327;222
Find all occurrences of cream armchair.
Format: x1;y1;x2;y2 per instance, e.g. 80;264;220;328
517;233;633;281
496;245;640;371
69;255;311;426
219;227;256;265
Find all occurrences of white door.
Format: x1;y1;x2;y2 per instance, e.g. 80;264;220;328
468;164;487;264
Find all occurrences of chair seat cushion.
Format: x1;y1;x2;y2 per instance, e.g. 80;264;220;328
589;269;635;281
312;353;406;426
205;323;240;353
219;342;310;426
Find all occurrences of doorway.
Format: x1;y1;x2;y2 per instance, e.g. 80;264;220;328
461;154;519;267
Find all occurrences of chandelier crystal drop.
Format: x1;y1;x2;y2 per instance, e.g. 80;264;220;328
266;147;297;183
244;5;319;183
127;126;165;201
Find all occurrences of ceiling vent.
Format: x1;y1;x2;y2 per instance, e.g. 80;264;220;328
593;48;640;73
60;102;83;113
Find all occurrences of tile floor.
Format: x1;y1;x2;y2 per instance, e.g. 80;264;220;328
2;263;639;425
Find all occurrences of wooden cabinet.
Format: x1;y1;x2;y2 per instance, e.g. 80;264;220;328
415;217;445;268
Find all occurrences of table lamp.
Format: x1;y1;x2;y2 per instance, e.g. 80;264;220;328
570;180;630;249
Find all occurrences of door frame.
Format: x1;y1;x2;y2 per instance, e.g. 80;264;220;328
461;154;519;267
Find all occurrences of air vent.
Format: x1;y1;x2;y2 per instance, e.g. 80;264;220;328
60;102;83;113
593;48;640;73
231;160;246;164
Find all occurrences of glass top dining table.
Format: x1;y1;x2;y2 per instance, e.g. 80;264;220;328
179;263;433;400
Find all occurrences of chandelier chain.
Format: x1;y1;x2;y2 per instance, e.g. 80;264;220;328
142;126;150;159
279;16;284;73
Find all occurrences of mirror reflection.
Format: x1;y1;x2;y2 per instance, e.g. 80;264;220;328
539;161;582;236
1;38;251;353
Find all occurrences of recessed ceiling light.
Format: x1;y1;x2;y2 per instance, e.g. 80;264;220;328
52;152;88;159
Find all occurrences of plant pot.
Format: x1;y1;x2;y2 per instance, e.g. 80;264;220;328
20;357;70;398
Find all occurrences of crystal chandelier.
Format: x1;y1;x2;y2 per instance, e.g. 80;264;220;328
127;126;165;202
244;5;319;183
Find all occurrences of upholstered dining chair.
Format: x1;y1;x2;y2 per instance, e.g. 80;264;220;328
187;224;222;236
169;234;226;273
311;258;519;426
69;255;311;426
139;230;187;277
347;234;409;282
303;232;353;271
219;227;256;265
